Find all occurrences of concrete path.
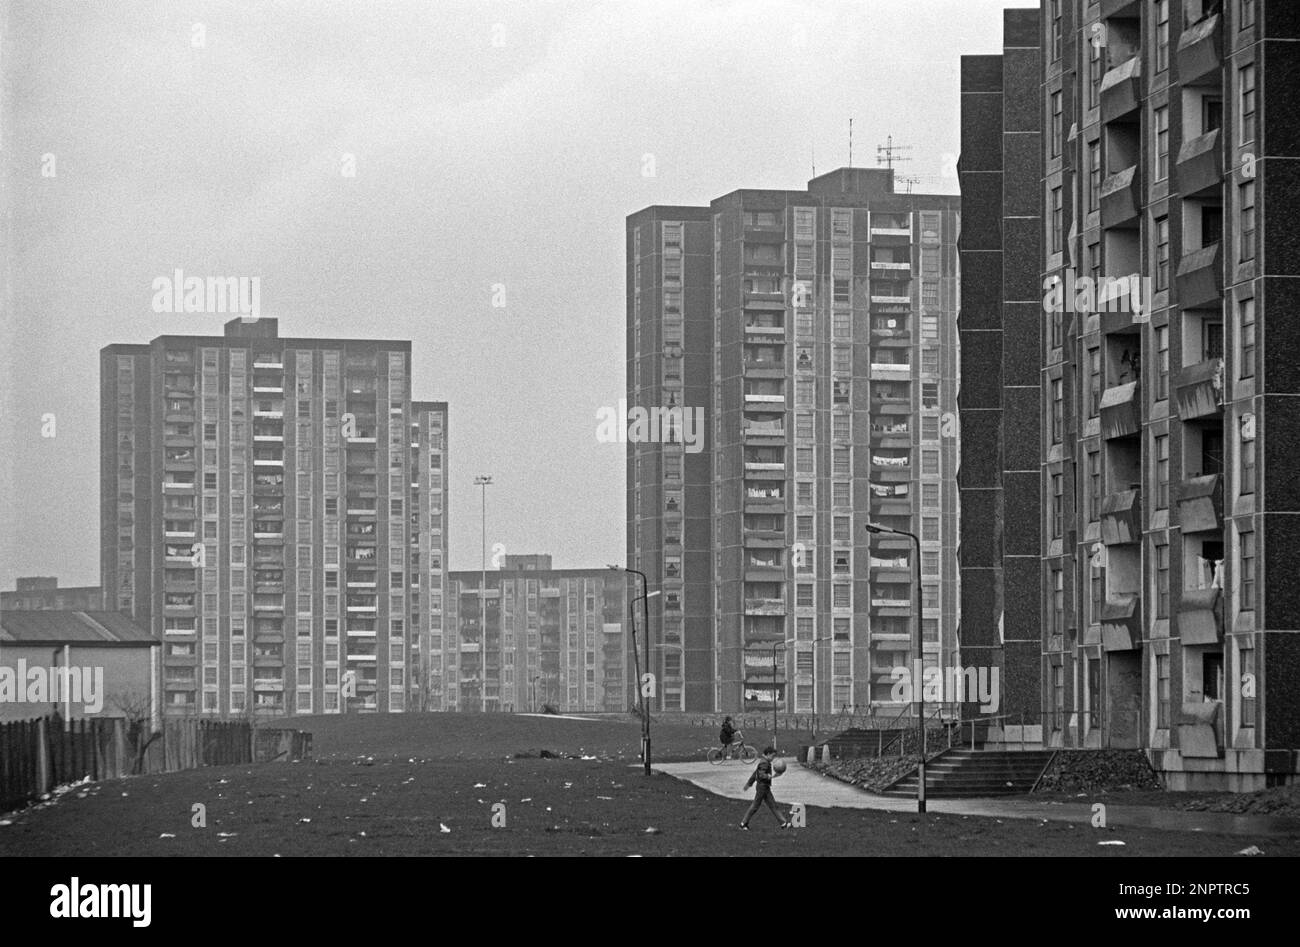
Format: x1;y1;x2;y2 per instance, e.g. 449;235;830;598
653;760;1300;838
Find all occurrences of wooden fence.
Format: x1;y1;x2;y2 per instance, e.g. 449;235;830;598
0;715;311;814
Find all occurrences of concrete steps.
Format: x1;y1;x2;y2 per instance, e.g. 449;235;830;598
880;748;1057;798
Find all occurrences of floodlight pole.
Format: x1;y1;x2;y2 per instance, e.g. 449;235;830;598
867;522;926;813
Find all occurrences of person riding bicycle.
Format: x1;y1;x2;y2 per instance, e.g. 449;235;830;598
719;716;739;759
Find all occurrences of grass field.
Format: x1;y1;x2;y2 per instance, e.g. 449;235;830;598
2;712;1295;856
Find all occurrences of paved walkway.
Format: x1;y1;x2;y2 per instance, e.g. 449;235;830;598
653;760;1300;838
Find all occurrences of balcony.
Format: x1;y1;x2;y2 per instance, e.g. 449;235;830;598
1099;382;1140;439
869;225;911;243
1099;166;1140;229
1176;13;1222;85
870;260;911;273
1100;489;1142;545
871;422;911;448
744;598;786;617
1100;594;1141;651
1173;358;1224;420
1179;587;1223;645
743;420;785;439
1175;243;1222;309
870;597;913;617
744;320;785;336
253;407;284;419
871;361;912;381
1174;474;1223;534
869;289;912;305
1099;56;1140;124
744;392;786;405
1175;129;1223;197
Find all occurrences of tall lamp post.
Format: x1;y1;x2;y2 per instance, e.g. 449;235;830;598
609;564;653;775
808;634;832;741
770;635;831;749
474;475;493;714
866;521;926;813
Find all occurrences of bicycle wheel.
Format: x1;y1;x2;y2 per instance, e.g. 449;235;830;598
739;744;758;762
707;747;724;765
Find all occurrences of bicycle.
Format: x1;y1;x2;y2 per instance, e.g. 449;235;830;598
707;731;758;764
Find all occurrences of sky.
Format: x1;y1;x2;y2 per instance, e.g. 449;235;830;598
0;0;1019;588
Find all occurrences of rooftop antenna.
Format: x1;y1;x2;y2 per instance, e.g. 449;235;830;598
848;118;853;168
876;135;914;171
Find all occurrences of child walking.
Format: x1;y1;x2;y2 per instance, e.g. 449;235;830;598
740;746;790;830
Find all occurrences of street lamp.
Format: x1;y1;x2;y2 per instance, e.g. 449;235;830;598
474;475;493;714
770;635;832;749
808;634;832;740
609;564;654;775
866;521;926;813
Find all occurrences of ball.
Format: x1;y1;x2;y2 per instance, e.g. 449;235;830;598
772;758;787;775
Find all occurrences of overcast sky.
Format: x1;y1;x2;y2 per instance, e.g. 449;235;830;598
0;0;1018;589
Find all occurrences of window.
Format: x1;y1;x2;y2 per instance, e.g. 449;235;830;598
1155;0;1170;73
922;450;939;476
1154;106;1169;181
1239;64;1256;144
922;483;939;509
1050;90;1063;157
1050;0;1062;61
1088;40;1102;108
796;583;814;608
1240;420;1256;496
1091;565;1103;625
832;481;850;507
796;413;813;440
922;516;939;542
1239;180;1256;262
1156;654;1171;729
921;416;939;441
1156;325;1169;400
1241;0;1255;30
1239;642;1256;727
922;552;939;577
921;348;939;375
796;515;813;542
1051;378;1064;444
1155;540;1170;618
1155;434;1170;509
832;412;850;441
1050;187;1063;254
1089;450;1102;522
1239;298;1256;379
1088;348;1101;416
832;584;850;609
1155;216;1170;291
1239;529;1256;609
922;383;939;408
1051;568;1064;637
1051;473;1063;538
1088;140;1101;212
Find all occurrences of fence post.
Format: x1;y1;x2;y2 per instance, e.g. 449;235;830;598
35;717;50;797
